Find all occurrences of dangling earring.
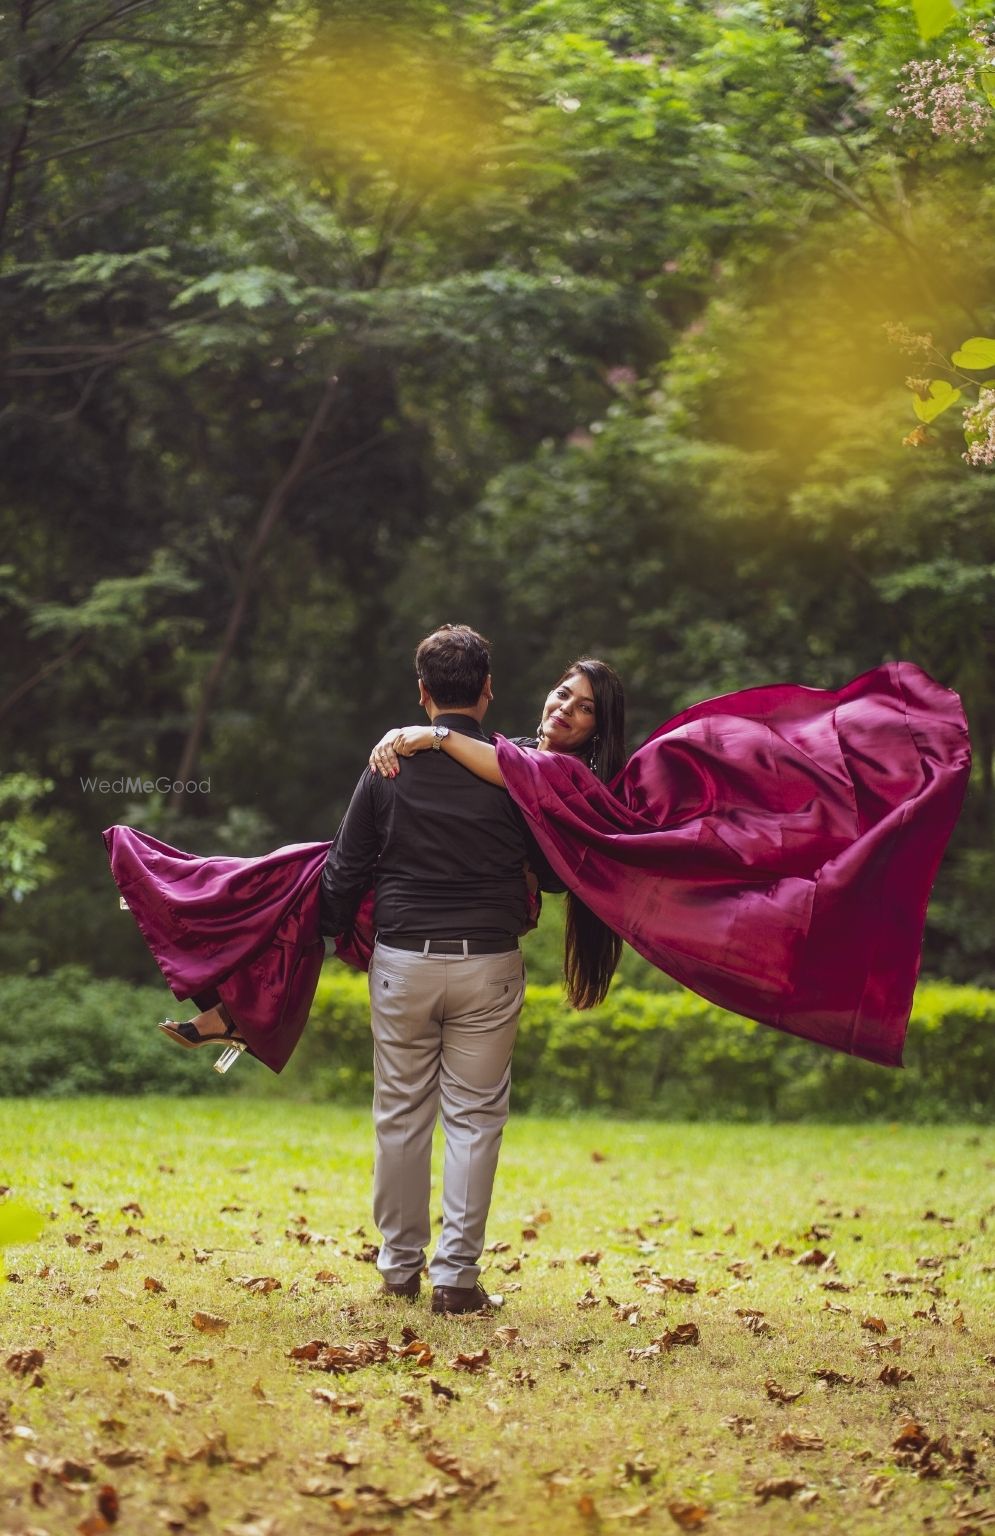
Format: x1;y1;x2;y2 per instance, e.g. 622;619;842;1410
587;734;600;765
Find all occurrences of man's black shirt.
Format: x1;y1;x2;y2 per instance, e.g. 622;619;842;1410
319;715;562;941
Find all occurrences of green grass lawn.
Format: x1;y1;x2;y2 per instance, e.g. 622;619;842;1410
1;1100;993;1535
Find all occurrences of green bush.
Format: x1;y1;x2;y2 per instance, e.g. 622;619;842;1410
0;966;226;1096
1;965;992;1119
279;968;995;1121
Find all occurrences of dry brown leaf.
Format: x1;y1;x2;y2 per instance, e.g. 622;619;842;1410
181;1355;215;1369
577;1493;598;1516
892;1418;930;1452
878;1364;915;1385
299;1477;346;1497
191;1311;229;1335
26;1452;93;1484
740;1313;773;1337
794;1248;831;1267
721;1415;755;1437
310;1388;363;1414
102;1355;130;1371
147;1387;181;1414
313;1270;342;1286
755;1476;809;1502
577;1251;603;1266
774;1429;826;1452
98;1446;145;1467
97;1485;119;1524
493;1325;521;1346
77;1515;111;1536
425;1447;478;1486
6;1348;44;1377
812;1368;859;1388
861;1474;893;1507
667;1501;710;1529
429;1378;459;1401
449;1348;491;1373
764;1377;804;1403
120;1202;143;1217
861;1315;887;1333
617;1455;657;1486
395;1337;434;1367
229;1275;282;1295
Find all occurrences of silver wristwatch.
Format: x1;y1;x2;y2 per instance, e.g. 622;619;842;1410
431;725;450;750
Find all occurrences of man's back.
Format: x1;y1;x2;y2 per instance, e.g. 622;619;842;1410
319;714;531;941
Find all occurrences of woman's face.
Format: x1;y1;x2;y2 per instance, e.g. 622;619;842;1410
539;670;597;754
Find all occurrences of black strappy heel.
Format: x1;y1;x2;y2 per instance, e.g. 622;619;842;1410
158;1005;246;1074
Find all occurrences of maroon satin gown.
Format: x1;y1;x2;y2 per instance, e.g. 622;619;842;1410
103;661;970;1073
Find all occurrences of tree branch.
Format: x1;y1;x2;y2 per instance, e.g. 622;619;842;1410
0;634;87;725
170;377;342;797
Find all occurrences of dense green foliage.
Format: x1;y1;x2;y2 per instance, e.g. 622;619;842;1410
4;965;993;1119
2;0;994;987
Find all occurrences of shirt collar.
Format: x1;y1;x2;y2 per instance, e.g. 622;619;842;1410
433;713;486;739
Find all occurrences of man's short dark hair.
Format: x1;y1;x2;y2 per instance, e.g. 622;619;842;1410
415;624;491;708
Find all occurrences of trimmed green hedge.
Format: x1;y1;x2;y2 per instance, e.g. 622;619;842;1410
280;968;994;1121
1;965;993;1119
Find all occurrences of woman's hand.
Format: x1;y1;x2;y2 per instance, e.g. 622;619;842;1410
369;725;435;777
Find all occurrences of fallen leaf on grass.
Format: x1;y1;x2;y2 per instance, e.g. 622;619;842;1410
721;1416;755;1437
6;1348;44;1377
310;1388;363;1414
774;1429;826;1452
102;1355;130;1370
812;1368;861;1388
298;1477;346;1497
861;1474;894;1506
99;1446;145;1467
182;1355;215;1369
429;1379;459;1401
794;1248;830;1267
425;1447;489;1488
577;1251;603;1266
192;1312;229;1335
737;1310;773;1337
147;1387;182;1414
229;1275;281;1295
860;1315;888;1333
313;1271;342;1287
878;1364;915;1385
754;1476;810;1502
764;1377;804;1403
449;1349;490;1373
667;1501;710;1529
616;1455;657;1486
892;1418;929;1452
26;1452;94;1486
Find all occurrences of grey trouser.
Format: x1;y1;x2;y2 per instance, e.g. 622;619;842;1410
368;941;526;1289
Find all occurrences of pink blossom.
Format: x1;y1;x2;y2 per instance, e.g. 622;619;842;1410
889;44;993;144
962;389;995;468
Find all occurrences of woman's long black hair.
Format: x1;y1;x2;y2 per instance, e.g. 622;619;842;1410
553;658;626;1011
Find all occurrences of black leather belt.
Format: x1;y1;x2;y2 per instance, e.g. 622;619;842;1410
378;936;519;956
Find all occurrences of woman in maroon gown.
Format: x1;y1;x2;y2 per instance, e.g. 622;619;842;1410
104;657;970;1075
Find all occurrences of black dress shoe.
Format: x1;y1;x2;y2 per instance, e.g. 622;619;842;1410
381;1273;421;1299
431;1282;502;1315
